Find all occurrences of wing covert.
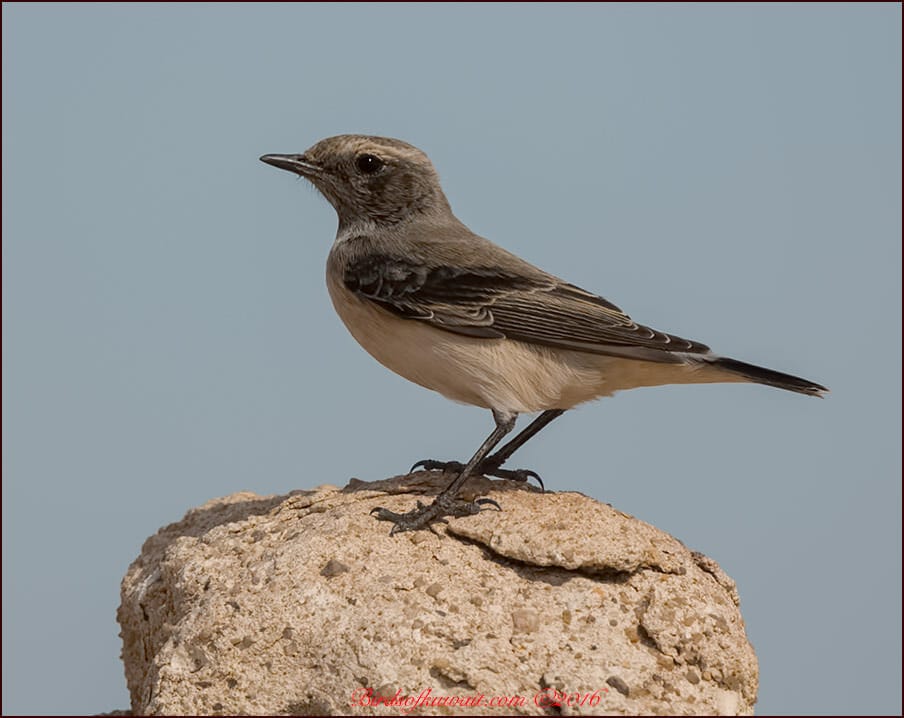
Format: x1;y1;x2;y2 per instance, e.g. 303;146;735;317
343;254;710;359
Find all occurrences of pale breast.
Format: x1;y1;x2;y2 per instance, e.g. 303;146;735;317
325;263;619;413
324;252;739;413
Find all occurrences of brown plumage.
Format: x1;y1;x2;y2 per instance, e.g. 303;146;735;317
261;134;827;533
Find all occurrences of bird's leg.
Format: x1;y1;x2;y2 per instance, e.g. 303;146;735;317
479;409;566;485
411;409;566;491
371;410;517;534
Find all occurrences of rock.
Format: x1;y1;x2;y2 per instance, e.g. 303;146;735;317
118;474;758;715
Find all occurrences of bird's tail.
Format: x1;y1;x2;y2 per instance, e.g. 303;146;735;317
708;357;828;397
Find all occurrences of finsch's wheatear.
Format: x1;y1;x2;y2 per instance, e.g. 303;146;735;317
261;135;827;534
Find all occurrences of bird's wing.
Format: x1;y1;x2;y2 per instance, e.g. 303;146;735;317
343;254;710;362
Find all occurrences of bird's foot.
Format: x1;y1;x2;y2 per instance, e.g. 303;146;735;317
370;496;501;536
409;458;544;491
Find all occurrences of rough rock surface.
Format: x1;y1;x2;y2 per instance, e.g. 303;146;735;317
118;474;758;715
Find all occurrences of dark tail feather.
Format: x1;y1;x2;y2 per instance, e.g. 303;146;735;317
711;357;828;397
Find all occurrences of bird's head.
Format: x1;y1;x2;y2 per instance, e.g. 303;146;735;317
261;135;451;230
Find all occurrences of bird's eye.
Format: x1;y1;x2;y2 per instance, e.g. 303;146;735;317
355;153;384;175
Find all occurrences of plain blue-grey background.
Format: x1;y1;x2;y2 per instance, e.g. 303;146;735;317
3;3;900;715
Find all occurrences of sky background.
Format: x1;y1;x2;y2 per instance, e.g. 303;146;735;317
2;3;901;715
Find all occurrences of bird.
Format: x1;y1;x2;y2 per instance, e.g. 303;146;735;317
260;135;827;534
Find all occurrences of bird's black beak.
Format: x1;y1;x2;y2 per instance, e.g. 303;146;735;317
259;154;323;177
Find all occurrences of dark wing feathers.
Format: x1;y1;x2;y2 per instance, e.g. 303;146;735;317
344;254;710;360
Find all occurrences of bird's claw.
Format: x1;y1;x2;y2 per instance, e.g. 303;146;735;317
409;458;544;491
486;467;544;492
